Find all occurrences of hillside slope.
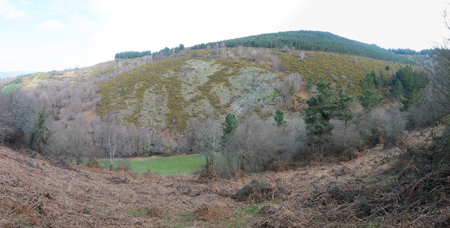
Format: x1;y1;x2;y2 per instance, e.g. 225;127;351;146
97;49;423;130
189;31;416;65
0;126;447;227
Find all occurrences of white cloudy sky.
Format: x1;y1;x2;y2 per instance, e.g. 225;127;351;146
1;0;449;72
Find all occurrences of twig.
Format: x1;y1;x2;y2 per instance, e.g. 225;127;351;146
441;209;450;219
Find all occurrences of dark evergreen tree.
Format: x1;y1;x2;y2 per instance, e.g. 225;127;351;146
358;73;382;110
389;66;428;111
190;31;415;64
289;85;295;95
377;70;388;88
391;80;403;98
274;110;285;126
303;80;353;155
221;113;238;147
221;113;238;164
307;75;313;88
30;107;51;153
335;88;356;129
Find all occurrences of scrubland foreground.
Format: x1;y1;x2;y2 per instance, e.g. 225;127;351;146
0;125;448;228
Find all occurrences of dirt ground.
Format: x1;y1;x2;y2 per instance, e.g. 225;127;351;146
0;127;448;227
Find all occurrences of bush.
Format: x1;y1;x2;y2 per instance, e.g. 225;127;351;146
223;116;296;173
327;119;362;155
276;73;302;103
357;105;407;148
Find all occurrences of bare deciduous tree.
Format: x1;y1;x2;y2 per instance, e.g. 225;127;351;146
220;42;226;55
213;44;220;55
225;116;282;172
91;115;128;170
237;45;244;56
12;88;44;145
276;73;302;103
47;114;92;164
188;118;222;177
299;51;305;60
0;93;15;142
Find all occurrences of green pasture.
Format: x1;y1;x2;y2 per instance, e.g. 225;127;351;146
79;154;205;176
1;83;22;94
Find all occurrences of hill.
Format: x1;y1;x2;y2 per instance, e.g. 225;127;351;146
116;31;416;65
98;48;423;131
0;32;430;158
187;31;416;65
2;31;424;134
0;71;36;79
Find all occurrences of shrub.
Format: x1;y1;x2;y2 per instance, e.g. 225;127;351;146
274;110;285;126
221;115;299;173
356;105;407;148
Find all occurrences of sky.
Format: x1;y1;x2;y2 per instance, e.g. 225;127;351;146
1;0;449;72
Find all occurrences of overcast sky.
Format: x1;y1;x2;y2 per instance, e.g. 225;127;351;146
1;0;449;72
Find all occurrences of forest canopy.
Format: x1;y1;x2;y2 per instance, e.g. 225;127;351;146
190;31;416;64
113;31;416;65
114;51;151;60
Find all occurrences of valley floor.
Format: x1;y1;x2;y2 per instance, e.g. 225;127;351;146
0;127;448;227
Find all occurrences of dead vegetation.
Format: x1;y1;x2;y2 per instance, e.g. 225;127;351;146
0;125;449;227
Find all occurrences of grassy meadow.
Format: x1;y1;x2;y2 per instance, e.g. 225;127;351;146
78;154;205;176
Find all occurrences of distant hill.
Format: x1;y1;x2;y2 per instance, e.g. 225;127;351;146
0;71;36;79
191;31;416;64
114;31;416;65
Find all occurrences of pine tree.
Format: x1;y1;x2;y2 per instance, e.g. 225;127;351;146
221;113;238;147
30;107;51;153
335;88;356;127
335;88;355;147
303;80;355;156
389;66;428;111
289;85;295;95
358;73;382;110
221;113;238;165
222;113;238;137
377;70;387;88
303;80;337;155
391;80;403;98
274;110;285;126
307;75;313;88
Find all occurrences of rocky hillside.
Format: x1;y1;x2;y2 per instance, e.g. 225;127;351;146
3;32;427;136
96;48;423;131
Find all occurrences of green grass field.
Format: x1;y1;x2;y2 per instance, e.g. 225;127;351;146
90;154;205;176
1;83;22;94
